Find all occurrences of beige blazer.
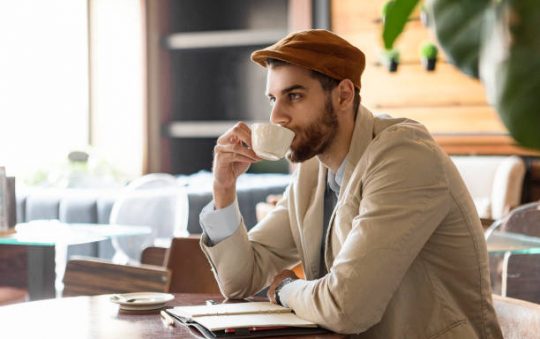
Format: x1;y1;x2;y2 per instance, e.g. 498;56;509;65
201;106;503;338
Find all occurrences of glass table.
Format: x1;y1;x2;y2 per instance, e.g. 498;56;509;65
486;230;540;254
0;220;151;300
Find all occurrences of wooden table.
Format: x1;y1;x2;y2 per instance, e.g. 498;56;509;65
0;293;345;339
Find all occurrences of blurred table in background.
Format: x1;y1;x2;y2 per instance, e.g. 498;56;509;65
0;221;151;300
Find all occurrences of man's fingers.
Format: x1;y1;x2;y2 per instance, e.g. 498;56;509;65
214;143;260;162
217;122;254;148
267;270;300;305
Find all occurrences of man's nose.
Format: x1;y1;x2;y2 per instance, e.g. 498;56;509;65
270;101;289;125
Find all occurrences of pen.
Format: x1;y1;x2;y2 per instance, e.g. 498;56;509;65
225;326;289;333
160;310;176;327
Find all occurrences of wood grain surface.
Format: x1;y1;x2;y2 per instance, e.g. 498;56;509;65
0;293;345;339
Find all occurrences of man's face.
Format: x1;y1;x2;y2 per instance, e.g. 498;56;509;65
265;64;338;163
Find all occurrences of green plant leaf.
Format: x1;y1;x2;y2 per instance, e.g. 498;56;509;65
425;0;490;78
382;0;421;50
480;0;540;149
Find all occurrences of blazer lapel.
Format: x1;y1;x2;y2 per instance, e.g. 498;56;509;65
324;105;376;267
288;158;324;280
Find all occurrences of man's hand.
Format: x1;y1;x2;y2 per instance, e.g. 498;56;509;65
212;122;261;208
267;269;299;304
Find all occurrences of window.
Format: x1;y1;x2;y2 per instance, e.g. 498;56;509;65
0;0;144;184
0;0;89;180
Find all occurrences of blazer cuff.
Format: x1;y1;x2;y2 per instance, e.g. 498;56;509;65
277;279;302;308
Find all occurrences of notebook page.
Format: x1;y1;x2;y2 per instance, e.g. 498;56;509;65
170;302;290;319
194;313;318;331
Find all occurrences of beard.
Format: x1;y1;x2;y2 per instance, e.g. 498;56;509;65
287;95;338;163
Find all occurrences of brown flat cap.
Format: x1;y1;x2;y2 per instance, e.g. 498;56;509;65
251;29;365;90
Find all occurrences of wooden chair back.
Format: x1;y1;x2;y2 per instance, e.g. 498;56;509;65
164;236;220;294
141;246;167;266
63;257;170;297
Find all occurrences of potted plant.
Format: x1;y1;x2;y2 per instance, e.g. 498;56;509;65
382;48;400;72
420;42;438;71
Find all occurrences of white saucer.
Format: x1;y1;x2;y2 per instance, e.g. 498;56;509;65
110;292;175;311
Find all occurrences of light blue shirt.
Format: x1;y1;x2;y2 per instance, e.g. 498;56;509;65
199;198;242;245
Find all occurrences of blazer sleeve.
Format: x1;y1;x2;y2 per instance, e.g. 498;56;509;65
200;185;300;299
283;128;451;334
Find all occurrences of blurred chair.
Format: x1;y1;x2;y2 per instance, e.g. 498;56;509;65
492;294;540;339
63;235;220;296
450;156;526;220
486;201;540;303
140;245;167;266
164;236;220;294
110;173;189;264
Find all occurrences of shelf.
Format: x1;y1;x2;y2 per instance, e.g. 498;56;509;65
167;120;267;138
433;134;540;156
165;29;288;50
147;0;303;173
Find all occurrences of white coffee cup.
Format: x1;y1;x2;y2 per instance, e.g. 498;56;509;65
251;123;295;161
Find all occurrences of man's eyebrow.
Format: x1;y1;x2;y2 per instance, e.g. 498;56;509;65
281;84;306;94
266;84;307;97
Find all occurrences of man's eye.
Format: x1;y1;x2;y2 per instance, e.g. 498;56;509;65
268;97;276;106
288;93;301;101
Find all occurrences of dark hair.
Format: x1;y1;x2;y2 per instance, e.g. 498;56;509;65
266;58;360;113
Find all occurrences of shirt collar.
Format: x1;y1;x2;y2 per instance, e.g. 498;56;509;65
327;160;346;196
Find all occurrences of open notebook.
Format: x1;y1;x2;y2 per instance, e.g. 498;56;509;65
165;301;328;338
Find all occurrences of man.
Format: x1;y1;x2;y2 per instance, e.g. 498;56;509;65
199;29;502;338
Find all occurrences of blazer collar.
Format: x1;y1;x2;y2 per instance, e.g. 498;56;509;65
336;105;375;191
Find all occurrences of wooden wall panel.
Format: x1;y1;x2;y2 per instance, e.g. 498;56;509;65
288;0;312;31
145;0;172;173
362;64;490;109
381;106;505;134
434;135;540;156
332;0;383;31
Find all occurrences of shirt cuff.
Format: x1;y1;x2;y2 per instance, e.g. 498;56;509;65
277;279;302;308
199;199;242;245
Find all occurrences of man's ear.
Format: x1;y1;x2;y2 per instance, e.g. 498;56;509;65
336;79;355;110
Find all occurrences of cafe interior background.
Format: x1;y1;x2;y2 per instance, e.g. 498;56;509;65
1;0;540;312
